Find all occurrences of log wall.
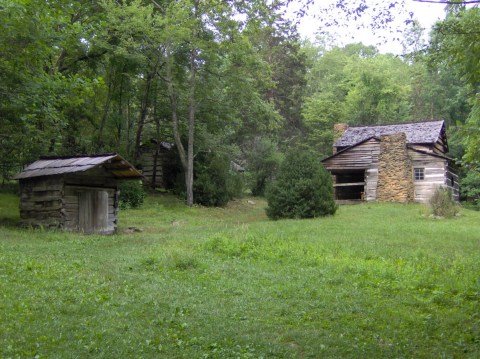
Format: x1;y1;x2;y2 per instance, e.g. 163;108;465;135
446;164;460;202
409;150;457;203
323;138;380;171
64;185;117;234
139;152;166;188
365;168;378;201
138;146;175;189
18;177;65;229
64;170;118;234
18;168;120;234
324;134;458;204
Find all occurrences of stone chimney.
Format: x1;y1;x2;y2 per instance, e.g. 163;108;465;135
376;133;414;203
333;123;349;153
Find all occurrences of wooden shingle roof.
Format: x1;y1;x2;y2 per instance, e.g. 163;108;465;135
334;120;445;148
14;153;142;180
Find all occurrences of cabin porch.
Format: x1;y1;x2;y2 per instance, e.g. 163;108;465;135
332;169;366;202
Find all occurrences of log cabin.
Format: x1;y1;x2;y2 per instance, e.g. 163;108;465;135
14;154;142;234
322;120;459;204
137;140;176;189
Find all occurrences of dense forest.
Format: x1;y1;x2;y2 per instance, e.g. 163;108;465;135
1;0;479;206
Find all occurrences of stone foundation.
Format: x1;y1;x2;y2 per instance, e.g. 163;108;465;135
376;133;414;203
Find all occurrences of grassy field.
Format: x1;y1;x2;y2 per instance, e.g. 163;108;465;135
0;192;479;358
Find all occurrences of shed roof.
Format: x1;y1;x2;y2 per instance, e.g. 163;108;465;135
334;120;445;148
14;153;143;180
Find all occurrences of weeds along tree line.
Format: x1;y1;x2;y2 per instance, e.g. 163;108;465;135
1;1;479;209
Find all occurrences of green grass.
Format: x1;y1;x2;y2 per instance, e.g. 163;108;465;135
1;193;479;358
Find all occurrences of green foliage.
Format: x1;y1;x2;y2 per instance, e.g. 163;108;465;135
1;0;478;213
461;169;480;209
462;99;480;166
192;152;243;207
432;6;480;91
343;54;412;125
249;23;308;139
301;44;415;155
265;149;336;219
430;7;480;167
0;0;106;168
119;180;146;209
245;137;283;197
428;187;459;218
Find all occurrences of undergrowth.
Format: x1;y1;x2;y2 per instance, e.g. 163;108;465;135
0;193;479;358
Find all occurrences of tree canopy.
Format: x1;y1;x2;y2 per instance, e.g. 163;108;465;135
1;0;479;206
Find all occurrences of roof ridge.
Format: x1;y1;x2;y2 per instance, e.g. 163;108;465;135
344;119;444;129
39;153;117;160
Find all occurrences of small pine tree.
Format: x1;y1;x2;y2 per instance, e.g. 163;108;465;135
192;152;243;207
429;186;458;218
265;149;337;219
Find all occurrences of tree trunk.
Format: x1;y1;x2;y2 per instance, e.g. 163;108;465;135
166;53;188;173
97;73;114;150
151;90;162;190
165;46;196;206
185;48;197;207
133;72;154;165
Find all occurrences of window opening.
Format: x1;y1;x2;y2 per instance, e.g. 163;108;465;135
414;168;425;181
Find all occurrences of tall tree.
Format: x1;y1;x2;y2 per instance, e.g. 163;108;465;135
301;43;412;156
0;0;105;178
429;5;480;166
247;13;308;143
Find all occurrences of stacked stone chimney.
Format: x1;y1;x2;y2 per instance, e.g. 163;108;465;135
376;133;414;203
333;123;349;154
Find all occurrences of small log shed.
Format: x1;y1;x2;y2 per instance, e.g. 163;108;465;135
14;154;142;234
137;140;176;189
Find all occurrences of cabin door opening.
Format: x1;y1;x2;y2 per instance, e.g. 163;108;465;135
78;189;108;233
334;171;365;200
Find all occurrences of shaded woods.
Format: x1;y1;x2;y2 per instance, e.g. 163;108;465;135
1;1;479;206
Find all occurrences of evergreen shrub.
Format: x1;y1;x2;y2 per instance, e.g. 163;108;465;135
265;149;337;219
119;180;146;209
193;152;243;207
428;186;458;218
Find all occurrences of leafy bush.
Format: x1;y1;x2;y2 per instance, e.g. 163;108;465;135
119;180;146;209
246;137;283;197
428;186;458;218
265;149;337;219
461;169;480;210
192;152;243;207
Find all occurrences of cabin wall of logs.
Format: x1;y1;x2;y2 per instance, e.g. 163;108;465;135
18;169;120;234
137;141;176;189
15;154;142;234
323;133;458;204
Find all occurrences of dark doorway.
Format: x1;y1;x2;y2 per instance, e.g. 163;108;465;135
334;171;365;200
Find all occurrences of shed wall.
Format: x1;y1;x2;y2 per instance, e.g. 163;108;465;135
64;185;117;234
18;177;65;229
64;169;118;234
139;151;168;188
